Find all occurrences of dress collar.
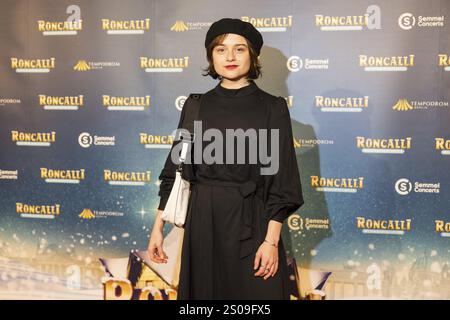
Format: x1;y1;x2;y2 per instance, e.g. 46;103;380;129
213;80;258;98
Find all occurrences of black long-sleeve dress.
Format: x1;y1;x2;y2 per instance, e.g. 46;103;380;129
157;80;304;299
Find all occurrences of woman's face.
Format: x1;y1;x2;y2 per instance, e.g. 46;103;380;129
212;33;251;81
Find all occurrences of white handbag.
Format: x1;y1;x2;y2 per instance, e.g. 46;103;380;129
161;142;192;227
161;94;202;227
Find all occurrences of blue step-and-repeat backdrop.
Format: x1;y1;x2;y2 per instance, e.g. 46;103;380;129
0;0;449;299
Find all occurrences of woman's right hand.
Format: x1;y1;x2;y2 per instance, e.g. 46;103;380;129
147;210;168;263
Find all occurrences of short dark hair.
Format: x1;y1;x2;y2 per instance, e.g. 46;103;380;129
202;33;262;80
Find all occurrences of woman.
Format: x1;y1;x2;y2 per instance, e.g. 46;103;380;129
148;18;304;299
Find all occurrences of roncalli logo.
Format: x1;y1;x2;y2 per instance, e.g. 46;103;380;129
287;56;329;71
394;178;440;195
140;56;189;73
241;15;293;32
78;132;115;148
356;216;412;235
287;214;330;231
79;208;124;219
10;57;55;73
40;168;86;184
392;98;448;111
0;169;18;180
37;5;82;36
103;170;151;186
11;130;56;147
39;94;84;110
435;220;450;237
438;54;450;71
435;138;450;155
315;5;381;31
359;54;414;71
74;60;120;71
356;136;412;154
16;202;61;219
311;176;364;193
102;18;150;35
315;95;369;112
398;13;445;30
170;20;212;32
102;95;150;111
139;132;174;149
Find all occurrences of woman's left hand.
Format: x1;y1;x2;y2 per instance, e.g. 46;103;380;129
253;241;279;280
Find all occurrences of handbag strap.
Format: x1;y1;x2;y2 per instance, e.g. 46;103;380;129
178;93;203;164
181;93;202;138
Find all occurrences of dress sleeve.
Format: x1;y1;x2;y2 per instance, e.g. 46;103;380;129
263;96;304;223
157;98;189;211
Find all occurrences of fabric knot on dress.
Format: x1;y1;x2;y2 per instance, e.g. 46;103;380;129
193;177;264;260
238;180;263;259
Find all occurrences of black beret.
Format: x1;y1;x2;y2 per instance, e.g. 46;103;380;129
205;18;263;55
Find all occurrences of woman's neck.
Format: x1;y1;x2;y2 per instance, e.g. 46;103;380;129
220;77;251;89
